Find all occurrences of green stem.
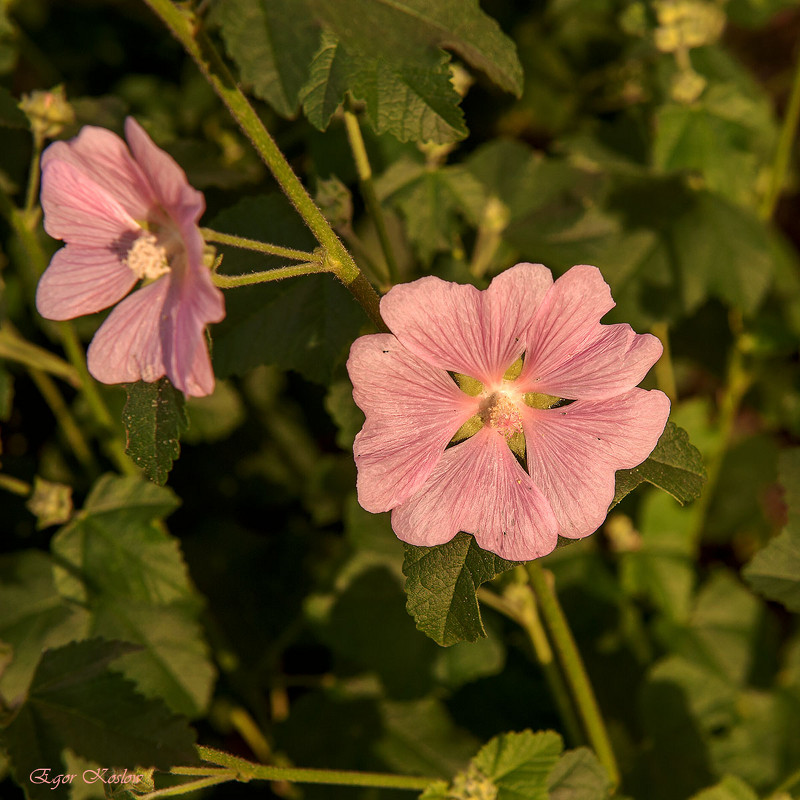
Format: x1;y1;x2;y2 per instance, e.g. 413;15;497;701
140;774;236;799
343;109;399;284
768;765;800;799
201;228;316;262
526;563;620;788
58;321;139;477
197;746;434;791
141;0;386;331
212;261;326;288
29;367;97;472
760;45;800;221
0;474;32;496
478;584;584;747
24;133;44;216
0;324;80;386
688;329;751;547
651;322;677;403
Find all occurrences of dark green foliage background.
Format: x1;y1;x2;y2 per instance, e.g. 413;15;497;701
1;1;800;799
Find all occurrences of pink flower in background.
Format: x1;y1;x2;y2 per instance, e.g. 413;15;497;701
347;263;670;561
36;117;225;397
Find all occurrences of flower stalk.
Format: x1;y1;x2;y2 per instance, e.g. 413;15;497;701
526;562;620;788
141;0;386;331
343;108;400;284
201;228;316;262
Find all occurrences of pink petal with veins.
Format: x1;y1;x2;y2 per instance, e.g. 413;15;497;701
348;333;480;511
519;265;663;400
522;388;670;538
381;263;553;385
392;427;559;561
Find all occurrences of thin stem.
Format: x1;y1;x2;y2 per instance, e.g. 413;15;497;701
343;109;399;284
768;765;800;799
0;324;80;386
24;133;44;216
212;261;326;288
0;474;32;496
197;746;434;791
526;563;620;789
139;774;236;799
141;0;386;331
201;228;316;262
688;328;751;547
58;321;139;477
760;43;800;221
227;705;273;763
651;322;677;403
29;367;97;472
478;584;584;747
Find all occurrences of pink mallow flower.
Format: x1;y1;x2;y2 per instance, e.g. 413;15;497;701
36;117;225;397
347;263;671;561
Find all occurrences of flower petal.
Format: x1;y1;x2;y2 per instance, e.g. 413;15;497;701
36;245;138;321
87;278;170;386
522;388;671;539
348;334;480;512
519;265;663;399
391;427;559;561
163;247;225;397
41;159;140;248
381;262;553;385
41;126;155;220
124;117;205;225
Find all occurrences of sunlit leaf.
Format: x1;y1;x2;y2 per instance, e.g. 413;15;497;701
614;422;706;507
403;533;518;646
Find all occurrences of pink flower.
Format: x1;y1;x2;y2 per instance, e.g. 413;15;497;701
347;263;670;561
36;117;225;397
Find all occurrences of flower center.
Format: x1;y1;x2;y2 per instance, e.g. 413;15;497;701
125;231;170;280
480;391;523;438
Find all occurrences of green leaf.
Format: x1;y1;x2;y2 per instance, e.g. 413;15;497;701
688;775;760;800
1;639;197;800
309;0;523;97
318;565;437;699
619;491;696;621
472;729;563;800
613;422;706;507
122;378;188;485
548;747;613;800
325;380;364;451
211;0;320;117
607;181;775;318
743;449;800;612
302;32;467;143
50;475;215;718
653;84;776;208
0;551;90;704
402;533;518;646
376;697;481;778
210;195;365;384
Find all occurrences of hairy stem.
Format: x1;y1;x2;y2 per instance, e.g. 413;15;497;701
343;109;399;284
479;584;584;746
141;0;386;330
211;261;326;288
197;746;435;791
526;563;620;788
201;228;316;262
